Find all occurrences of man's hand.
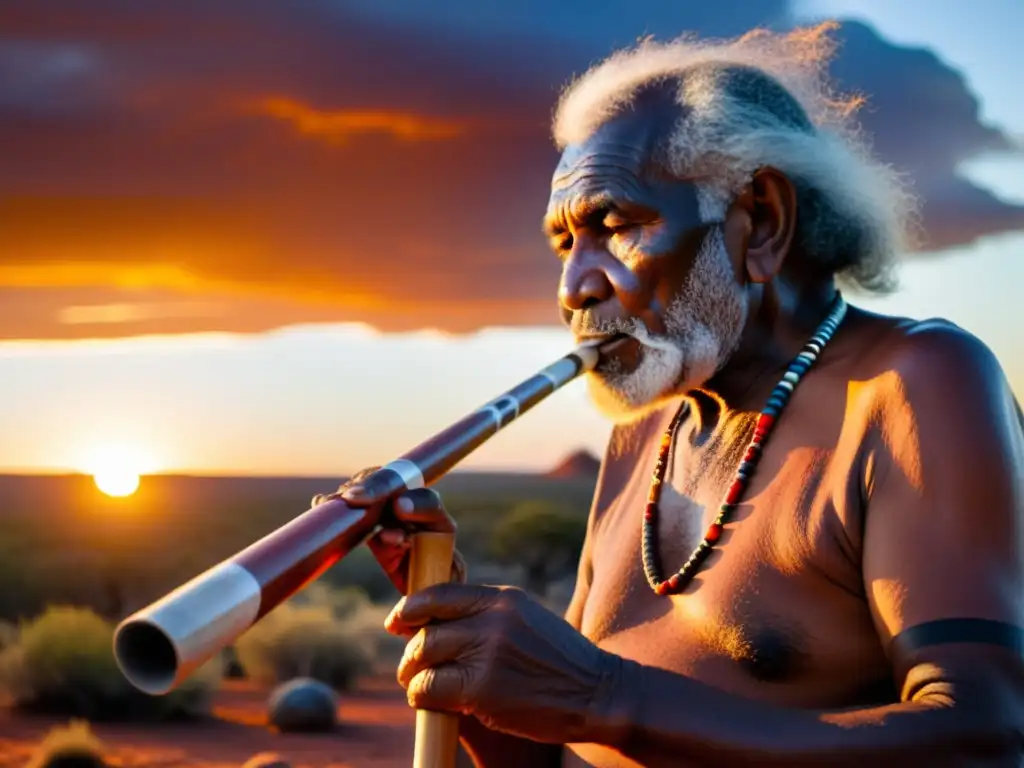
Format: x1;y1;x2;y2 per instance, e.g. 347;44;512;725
386;582;621;745
311;466;467;595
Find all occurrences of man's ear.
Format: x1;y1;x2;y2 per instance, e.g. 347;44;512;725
730;167;798;284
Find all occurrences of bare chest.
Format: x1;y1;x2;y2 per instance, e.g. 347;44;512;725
578;431;893;708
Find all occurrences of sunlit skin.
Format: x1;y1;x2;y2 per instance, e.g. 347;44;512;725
544;97;704;376
337;89;1024;767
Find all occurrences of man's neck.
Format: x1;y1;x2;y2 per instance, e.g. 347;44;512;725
698;280;839;413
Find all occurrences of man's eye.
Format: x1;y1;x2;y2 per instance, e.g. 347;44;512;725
603;217;634;234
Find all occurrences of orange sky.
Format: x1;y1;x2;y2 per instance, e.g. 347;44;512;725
1;2;1022;344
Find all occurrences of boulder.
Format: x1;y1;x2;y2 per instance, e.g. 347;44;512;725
267;677;340;733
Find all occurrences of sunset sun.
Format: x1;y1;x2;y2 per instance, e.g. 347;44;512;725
93;467;141;497
83;444;154;498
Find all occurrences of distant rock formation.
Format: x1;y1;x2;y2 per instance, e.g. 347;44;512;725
547;450;601;479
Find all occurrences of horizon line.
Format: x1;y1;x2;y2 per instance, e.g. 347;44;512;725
0;466;597;480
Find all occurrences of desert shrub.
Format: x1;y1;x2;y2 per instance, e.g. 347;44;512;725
490;501;587;598
287;583;407;662
339;595;407;665
235;585;379;691
320;546;396;603
0;605;221;721
288;582;373;619
27;720;108;768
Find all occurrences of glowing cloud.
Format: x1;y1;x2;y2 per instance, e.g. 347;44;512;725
256;97;465;144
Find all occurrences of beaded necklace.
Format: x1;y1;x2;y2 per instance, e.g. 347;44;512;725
641;293;848;596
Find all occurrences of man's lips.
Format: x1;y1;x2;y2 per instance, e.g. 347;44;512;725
576;332;628;349
575;333;636;367
595;334;632;354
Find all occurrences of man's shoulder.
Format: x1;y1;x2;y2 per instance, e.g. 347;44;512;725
850;315;1024;546
858;313;1007;400
849;311;1020;454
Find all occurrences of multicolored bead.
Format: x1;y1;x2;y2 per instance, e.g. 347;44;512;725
641;294;848;596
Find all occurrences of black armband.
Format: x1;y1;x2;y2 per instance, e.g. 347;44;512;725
890;618;1024;657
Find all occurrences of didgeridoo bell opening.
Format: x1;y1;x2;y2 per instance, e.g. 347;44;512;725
113;498;380;695
114;618;180;695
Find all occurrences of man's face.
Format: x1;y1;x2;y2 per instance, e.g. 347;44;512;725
544;107;750;423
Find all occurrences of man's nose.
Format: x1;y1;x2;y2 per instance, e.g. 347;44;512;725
558;250;615;312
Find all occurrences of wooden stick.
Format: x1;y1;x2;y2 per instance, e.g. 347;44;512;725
408;531;460;768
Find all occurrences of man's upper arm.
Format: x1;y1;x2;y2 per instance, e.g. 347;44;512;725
862;323;1024;711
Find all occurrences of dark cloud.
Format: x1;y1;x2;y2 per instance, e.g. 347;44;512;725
822;20;1024;251
0;0;1019;340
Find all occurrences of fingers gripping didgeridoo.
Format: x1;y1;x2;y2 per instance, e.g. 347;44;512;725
112;338;614;767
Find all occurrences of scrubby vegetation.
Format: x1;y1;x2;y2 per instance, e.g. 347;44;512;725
234;584;391;690
0;606;220;721
0;588;395;722
490;501;587;597
26;721;108;768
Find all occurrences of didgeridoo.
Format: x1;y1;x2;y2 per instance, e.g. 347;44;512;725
112;338;615;767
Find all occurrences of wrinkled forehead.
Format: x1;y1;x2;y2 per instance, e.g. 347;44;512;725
553;87;685;178
547;91;703;226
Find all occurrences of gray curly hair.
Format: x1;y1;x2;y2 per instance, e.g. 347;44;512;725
552;23;918;293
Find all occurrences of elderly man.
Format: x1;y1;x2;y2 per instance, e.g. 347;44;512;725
334;25;1024;767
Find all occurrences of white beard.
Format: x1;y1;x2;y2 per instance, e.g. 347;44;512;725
585;226;750;424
